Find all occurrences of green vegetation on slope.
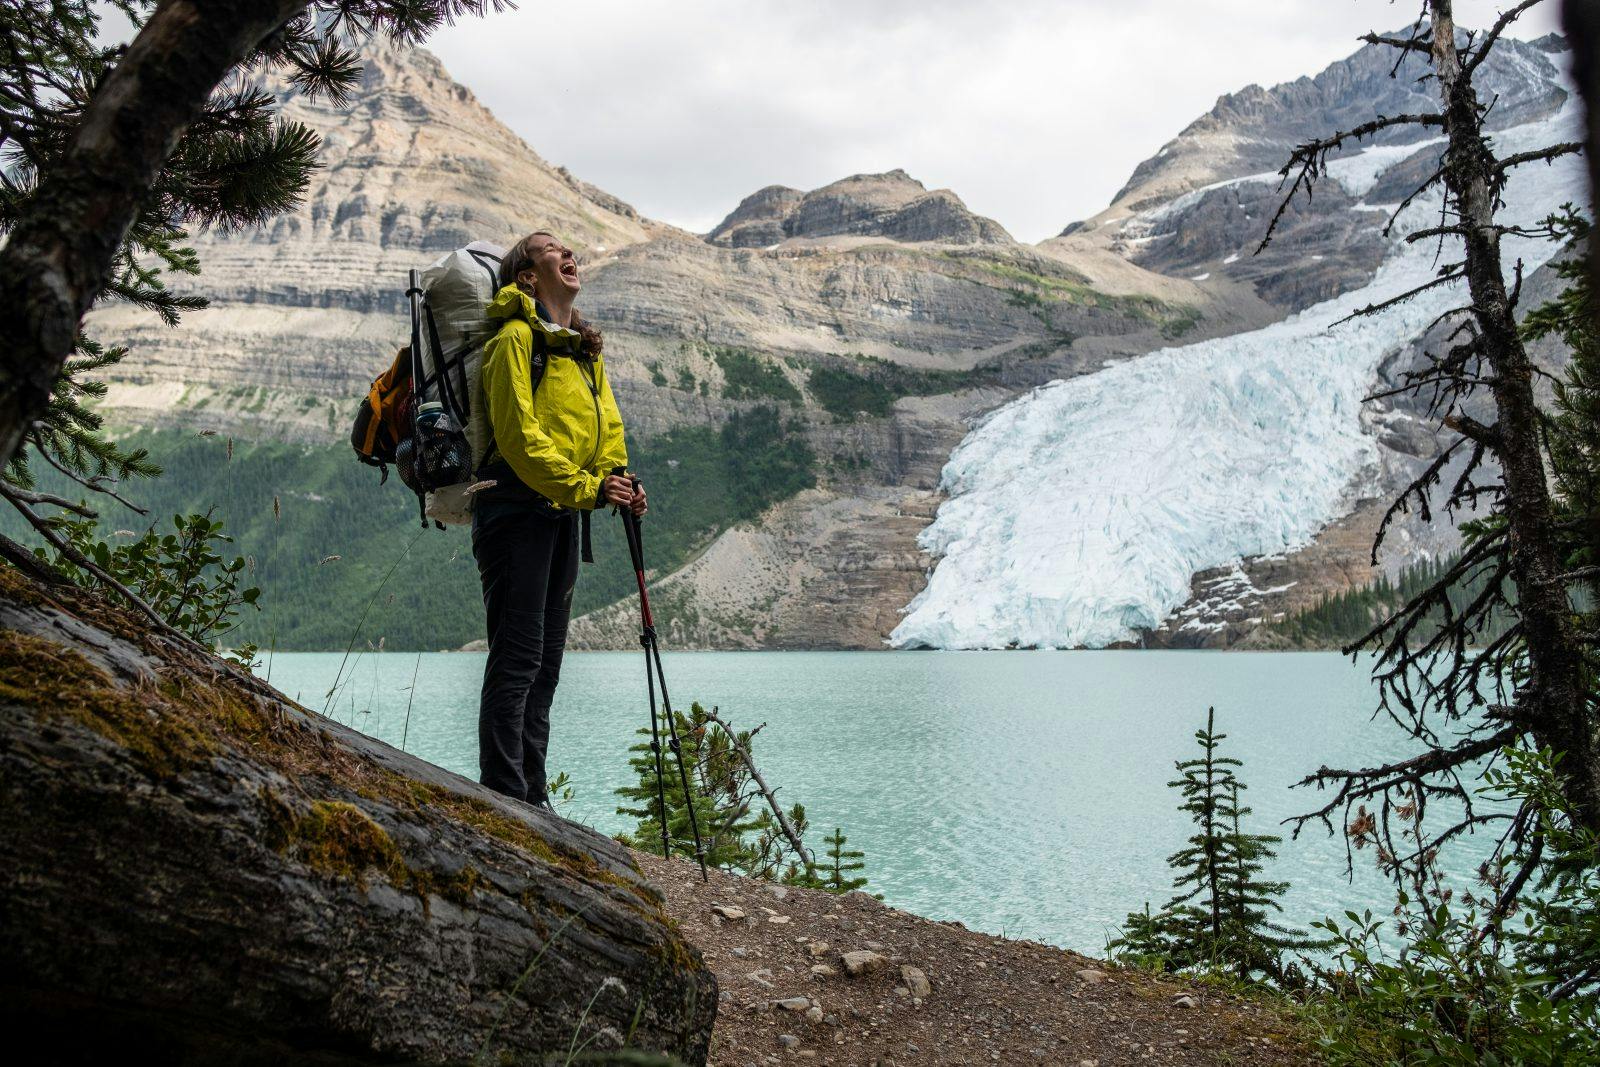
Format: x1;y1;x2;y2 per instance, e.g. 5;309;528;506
806;355;988;421
948;254;1203;340
1271;554;1518;648
5;411;815;650
712;346;802;403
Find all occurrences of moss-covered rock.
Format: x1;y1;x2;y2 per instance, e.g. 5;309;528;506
0;563;716;1065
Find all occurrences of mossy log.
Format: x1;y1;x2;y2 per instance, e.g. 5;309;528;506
0;560;715;1065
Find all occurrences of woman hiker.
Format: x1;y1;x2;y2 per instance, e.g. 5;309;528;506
472;230;645;806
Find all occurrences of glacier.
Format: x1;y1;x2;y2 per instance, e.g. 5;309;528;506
891;101;1587;650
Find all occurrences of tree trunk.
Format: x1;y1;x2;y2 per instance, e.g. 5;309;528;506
1430;1;1600;828
1567;0;1600;323
0;0;309;471
0;567;717;1064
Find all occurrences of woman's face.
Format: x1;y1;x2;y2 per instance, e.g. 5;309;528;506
516;235;580;300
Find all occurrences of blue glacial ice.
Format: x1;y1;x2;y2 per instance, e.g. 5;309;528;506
891;102;1587;650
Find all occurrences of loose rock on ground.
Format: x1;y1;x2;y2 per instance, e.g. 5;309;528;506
632;851;1305;1066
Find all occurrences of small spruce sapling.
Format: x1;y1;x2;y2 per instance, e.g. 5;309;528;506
615;702;757;869
614;705;873;895
1111;707;1320;983
819;827;870;894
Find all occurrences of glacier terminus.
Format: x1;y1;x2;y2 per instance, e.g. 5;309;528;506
891;100;1588;650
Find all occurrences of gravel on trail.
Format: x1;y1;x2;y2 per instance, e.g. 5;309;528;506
632;851;1309;1067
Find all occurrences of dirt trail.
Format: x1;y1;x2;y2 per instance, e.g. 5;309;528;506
633;852;1307;1066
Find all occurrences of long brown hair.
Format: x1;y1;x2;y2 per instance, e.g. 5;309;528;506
499;230;604;356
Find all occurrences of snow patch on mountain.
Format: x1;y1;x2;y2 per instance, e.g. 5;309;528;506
891;101;1586;650
1325;137;1447;198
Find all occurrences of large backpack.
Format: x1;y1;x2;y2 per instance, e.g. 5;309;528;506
351;241;509;526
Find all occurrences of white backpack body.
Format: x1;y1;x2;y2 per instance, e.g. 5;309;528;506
411;242;504;525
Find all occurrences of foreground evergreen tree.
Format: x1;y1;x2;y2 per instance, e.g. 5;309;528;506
1259;2;1600;1048
0;0;499;635
1262;0;1598;888
1111;708;1317;982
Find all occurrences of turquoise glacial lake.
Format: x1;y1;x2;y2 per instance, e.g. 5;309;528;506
260;649;1495;956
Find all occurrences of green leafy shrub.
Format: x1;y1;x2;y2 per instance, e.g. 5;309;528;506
42;510;260;656
1300;748;1600;1065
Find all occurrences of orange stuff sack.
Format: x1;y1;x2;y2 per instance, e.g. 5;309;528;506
351;345;413;472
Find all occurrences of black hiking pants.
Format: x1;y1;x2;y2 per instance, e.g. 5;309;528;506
472;498;581;805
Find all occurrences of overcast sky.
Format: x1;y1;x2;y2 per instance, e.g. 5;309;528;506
431;1;1560;243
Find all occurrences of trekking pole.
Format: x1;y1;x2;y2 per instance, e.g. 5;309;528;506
405;270;427;527
613;467;709;882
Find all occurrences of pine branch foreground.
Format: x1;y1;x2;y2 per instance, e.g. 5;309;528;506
0;0;508;477
0;0;307;470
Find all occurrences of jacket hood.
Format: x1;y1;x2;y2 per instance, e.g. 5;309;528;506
486;285;582;344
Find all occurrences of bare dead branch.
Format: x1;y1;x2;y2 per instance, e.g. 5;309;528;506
1443;412;1502;448
1495;141;1584;174
700;707;815;872
1383;161;1448;237
38;447;150;515
1360;31;1432;55
0;481;197;646
1463;0;1549;78
1289;726;1519;836
1367;437;1473;564
0;477;96;517
1551;963;1600;1003
1551;564;1600;585
1333;265;1465;326
1258;112;1444;253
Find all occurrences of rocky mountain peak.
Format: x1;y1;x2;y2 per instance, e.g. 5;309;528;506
707;169;1011;247
216;34;655;305
1086;27;1568;220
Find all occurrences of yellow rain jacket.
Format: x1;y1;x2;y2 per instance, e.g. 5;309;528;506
479;285;628;510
